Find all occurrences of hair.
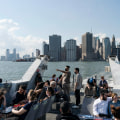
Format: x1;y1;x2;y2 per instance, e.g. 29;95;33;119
111;105;120;119
0;78;2;83
19;85;26;90
60;101;70;114
111;93;118;99
50;81;56;86
38;82;45;89
100;90;108;96
45;80;50;86
0;90;4;97
66;66;70;69
59;74;62;79
47;87;54;96
101;76;104;79
75;68;79;72
28;89;37;101
52;74;56;78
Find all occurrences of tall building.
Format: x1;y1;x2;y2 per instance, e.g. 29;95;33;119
111;35;116;56
96;38;100;51
82;32;95;60
112;35;116;49
6;49;10;61
102;37;111;60
49;35;61;61
65;39;76;61
13;48;16;61
32;52;34;57
93;37;97;50
43;42;49;55
36;49;40;57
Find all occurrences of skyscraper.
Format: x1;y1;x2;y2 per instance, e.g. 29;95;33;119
36;49;40;57
65;39;76;61
102;37;111;60
82;32;94;60
112;35;116;49
49;34;61;61
43;42;49;56
6;49;10;61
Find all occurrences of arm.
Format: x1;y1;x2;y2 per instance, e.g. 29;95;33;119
2;95;6;107
56;69;68;73
12;107;27;115
93;101;99;117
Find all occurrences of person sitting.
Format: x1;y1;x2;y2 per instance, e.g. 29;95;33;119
87;77;96;87
99;76;108;89
56;101;80;120
43;87;54;101
108;93;120;118
0;90;6;110
50;81;63;102
12;89;37;120
93;90;112;118
34;82;45;99
12;85;26;105
38;80;50;100
110;105;120;120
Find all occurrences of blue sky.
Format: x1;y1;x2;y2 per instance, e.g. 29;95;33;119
0;0;120;56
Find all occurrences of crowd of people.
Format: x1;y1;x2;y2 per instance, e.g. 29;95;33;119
0;66;120;120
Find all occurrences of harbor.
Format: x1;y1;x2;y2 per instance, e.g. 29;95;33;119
0;55;120;120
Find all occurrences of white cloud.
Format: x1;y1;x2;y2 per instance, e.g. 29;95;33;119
94;33;107;42
0;19;48;57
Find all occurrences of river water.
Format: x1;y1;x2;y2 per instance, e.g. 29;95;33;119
0;61;112;82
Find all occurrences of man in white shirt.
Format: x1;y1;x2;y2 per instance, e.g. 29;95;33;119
93;90;112;118
74;68;82;106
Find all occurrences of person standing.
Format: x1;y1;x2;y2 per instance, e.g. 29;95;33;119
74;68;82;106
56;66;71;101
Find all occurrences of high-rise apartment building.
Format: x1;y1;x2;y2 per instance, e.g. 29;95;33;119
65;39;76;61
43;42;49;56
36;49;40;57
49;35;61;61
82;32;95;60
102;37;111;60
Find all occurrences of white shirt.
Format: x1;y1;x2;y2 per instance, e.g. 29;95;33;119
93;97;112;116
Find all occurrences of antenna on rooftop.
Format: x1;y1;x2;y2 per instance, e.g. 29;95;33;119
91;27;92;33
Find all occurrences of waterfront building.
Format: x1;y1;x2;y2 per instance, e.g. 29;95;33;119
36;49;40;57
82;32;95;60
43;42;49;56
23;54;30;59
32;52;34;57
0;56;5;61
65;39;76;61
61;47;66;61
49;34;61;61
16;53;20;60
93;37;97;51
96;37;100;51
6;49;10;61
111;35;116;56
76;45;82;61
6;49;17;61
102;37;111;60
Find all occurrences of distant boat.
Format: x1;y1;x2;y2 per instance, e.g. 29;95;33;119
109;56;120;85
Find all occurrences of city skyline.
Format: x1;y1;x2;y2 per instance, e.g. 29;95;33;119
0;0;120;56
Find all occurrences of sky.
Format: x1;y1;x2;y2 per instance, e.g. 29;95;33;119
0;0;120;57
